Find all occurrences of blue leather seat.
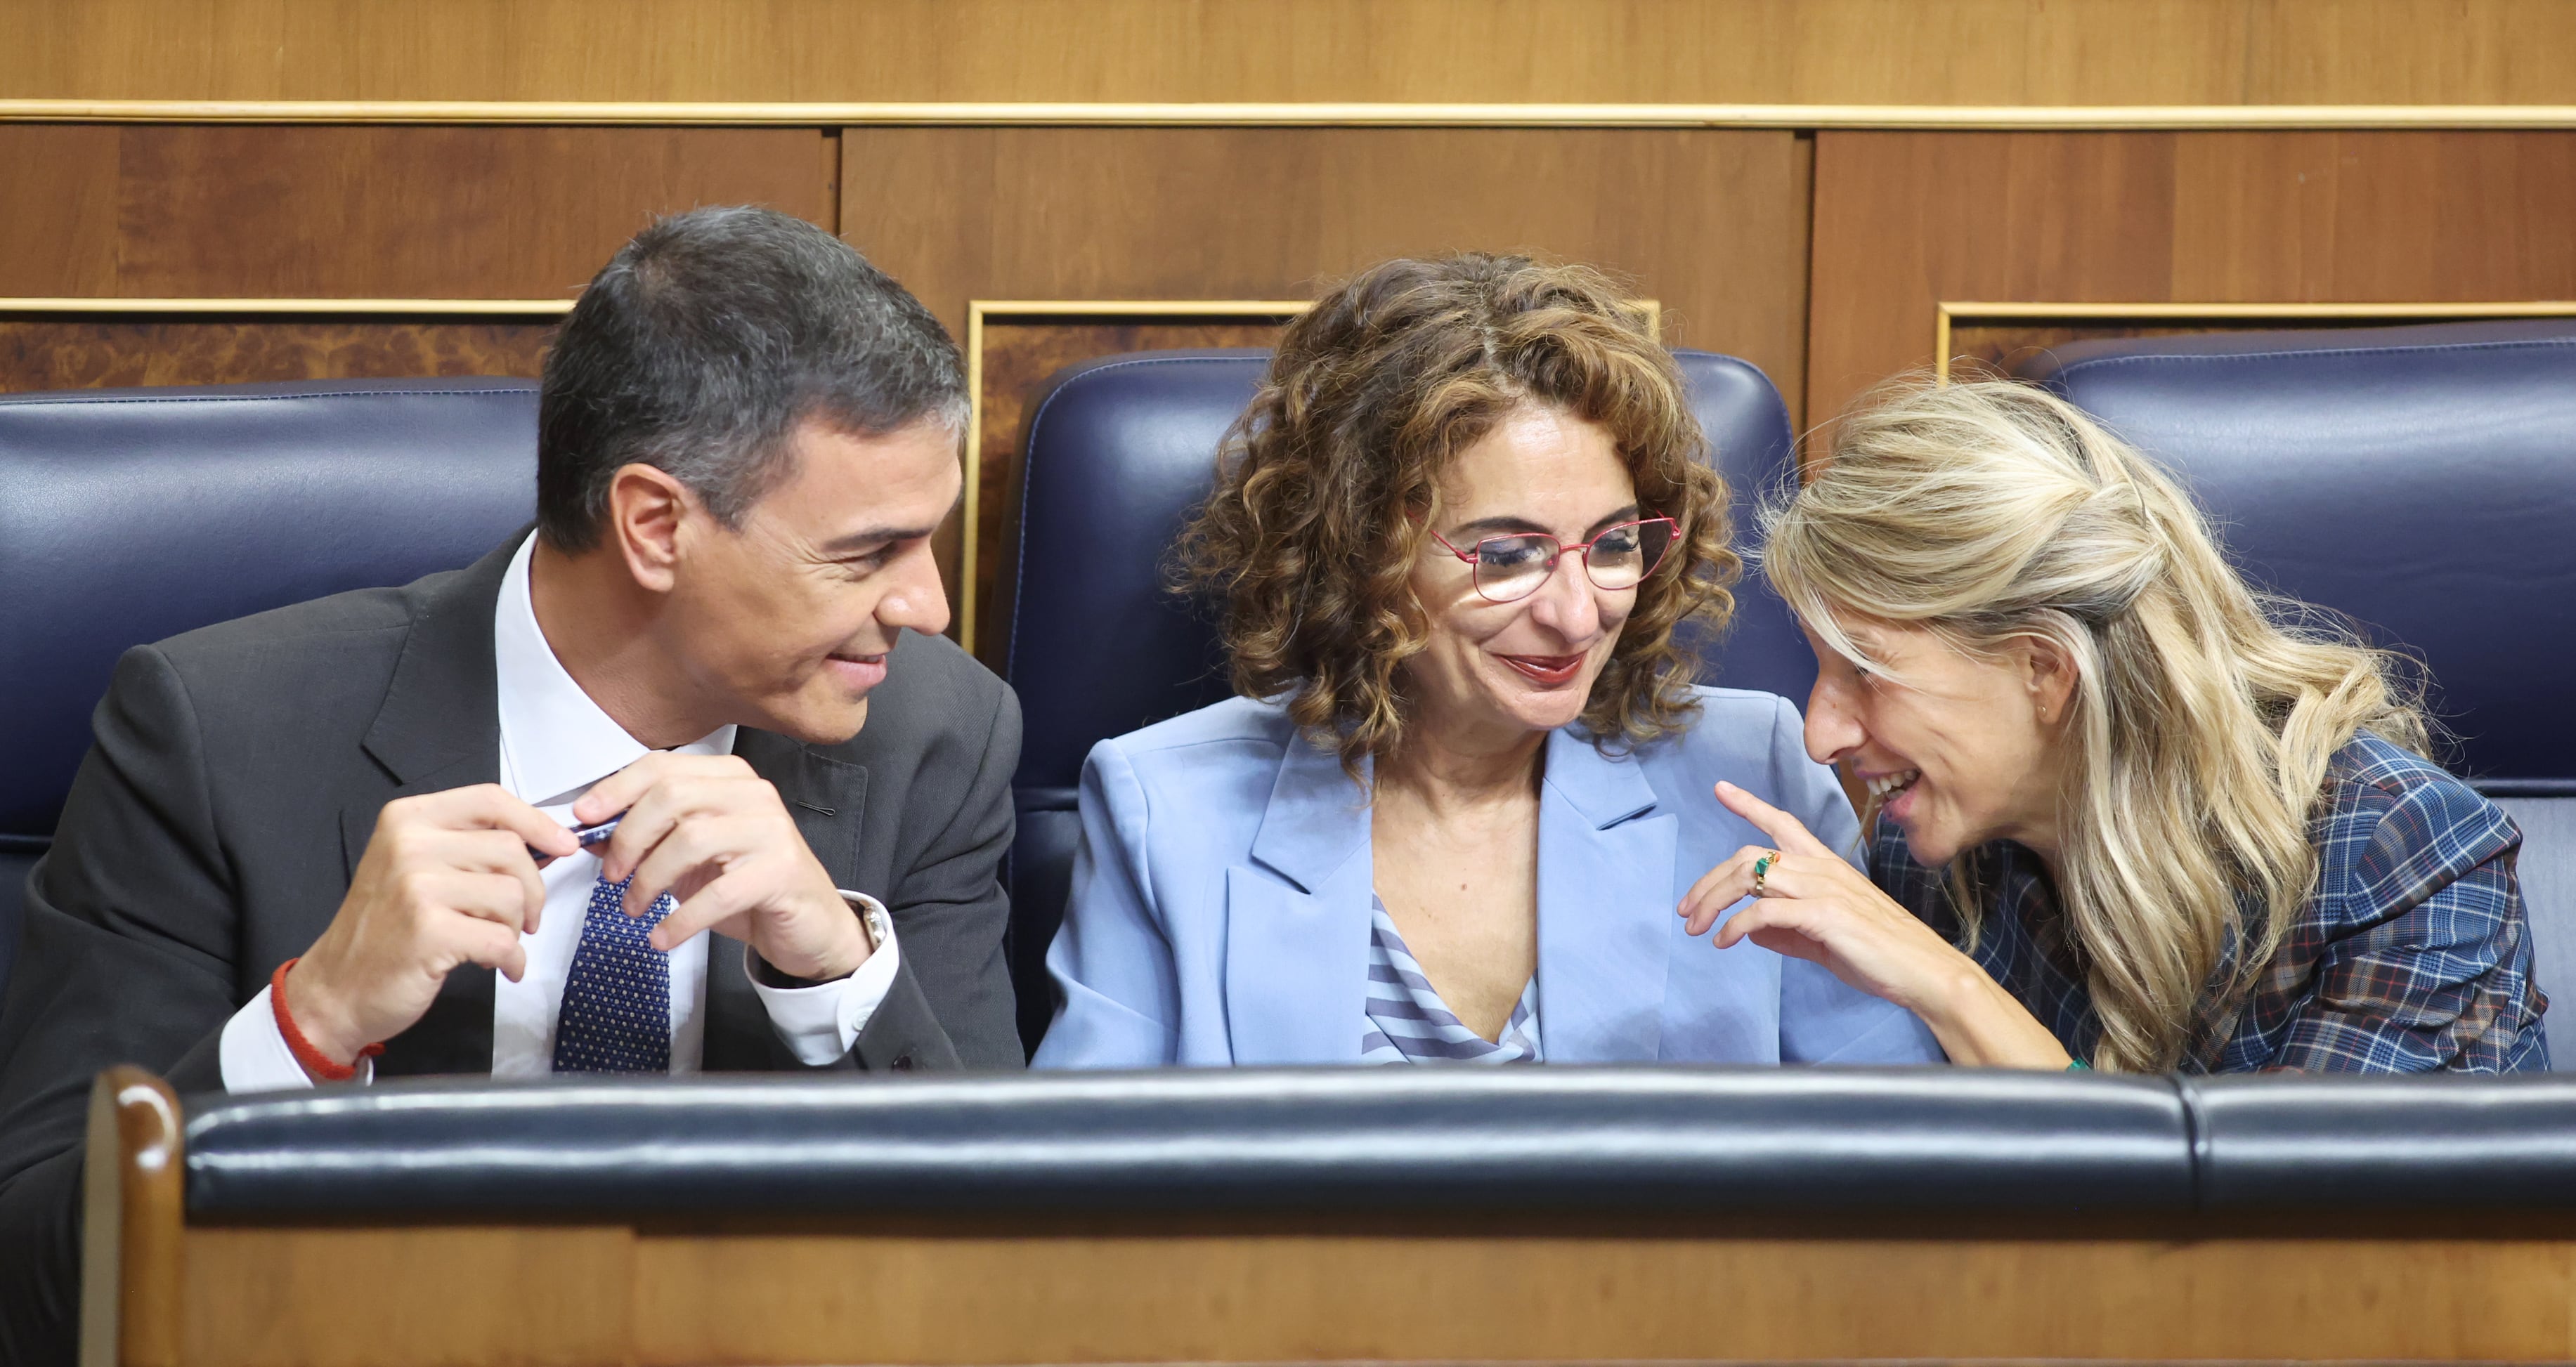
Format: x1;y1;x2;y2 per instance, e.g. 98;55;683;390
0;379;540;1003
2017;320;2576;1064
1002;348;1809;1054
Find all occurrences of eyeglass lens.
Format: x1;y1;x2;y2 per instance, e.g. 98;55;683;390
1472;520;1674;602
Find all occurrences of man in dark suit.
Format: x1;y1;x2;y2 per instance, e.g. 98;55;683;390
0;206;1022;1360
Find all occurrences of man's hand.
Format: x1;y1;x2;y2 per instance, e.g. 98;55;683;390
288;785;578;1071
574;752;869;983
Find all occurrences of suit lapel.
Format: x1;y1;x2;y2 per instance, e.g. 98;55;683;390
732;728;870;886
1223;735;1373;1064
1535;730;1677;1062
701;728;871;1068
358;537;519;1078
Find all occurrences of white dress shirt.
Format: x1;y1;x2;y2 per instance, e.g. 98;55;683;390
220;532;898;1090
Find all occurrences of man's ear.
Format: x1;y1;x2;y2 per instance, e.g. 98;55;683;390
606;463;696;594
2021;632;2081;728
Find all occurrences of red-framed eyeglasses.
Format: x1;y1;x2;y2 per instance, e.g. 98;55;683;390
1427;517;1680;603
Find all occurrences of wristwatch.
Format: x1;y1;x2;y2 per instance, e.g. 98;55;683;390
750;892;892;989
840;889;894;953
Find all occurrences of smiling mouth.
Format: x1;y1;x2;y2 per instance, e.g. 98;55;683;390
1863;768;1921;802
825;652;889;688
1498;652;1587;687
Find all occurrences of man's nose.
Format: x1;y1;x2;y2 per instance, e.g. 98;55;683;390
876;544;952;637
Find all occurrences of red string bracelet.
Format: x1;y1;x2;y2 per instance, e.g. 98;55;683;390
271;957;382;1083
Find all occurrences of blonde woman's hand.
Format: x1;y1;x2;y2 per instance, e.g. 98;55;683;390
1677;780;2074;1070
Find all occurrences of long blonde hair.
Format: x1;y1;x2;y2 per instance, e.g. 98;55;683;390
1762;377;2428;1072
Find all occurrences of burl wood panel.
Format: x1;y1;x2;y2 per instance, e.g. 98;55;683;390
970;316;1287;669
1805;130;2576;429
0;124;834;300
172;1222;2576;1366
0;317;554;392
13;0;2576;105
851;126;1809;630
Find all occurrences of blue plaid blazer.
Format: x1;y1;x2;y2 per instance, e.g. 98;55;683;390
1870;732;2549;1073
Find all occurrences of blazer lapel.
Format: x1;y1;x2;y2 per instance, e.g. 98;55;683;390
1223;735;1374;1064
1535;729;1677;1062
701;729;872;1068
732;728;870;887
357;536;519;1078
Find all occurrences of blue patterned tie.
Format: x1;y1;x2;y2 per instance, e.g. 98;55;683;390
551;873;674;1073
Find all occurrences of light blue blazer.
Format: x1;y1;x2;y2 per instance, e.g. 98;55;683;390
1032;688;1943;1068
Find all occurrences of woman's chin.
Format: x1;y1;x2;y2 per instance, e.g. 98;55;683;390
1896;819;1965;868
1490;676;1594;732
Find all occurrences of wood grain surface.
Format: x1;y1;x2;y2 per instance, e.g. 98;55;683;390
80;1066;183;1367
0;124;834;300
167;1220;2576;1365
10;0;2576;105
1804;129;2576;428
0;317;553;392
850;128;1810;404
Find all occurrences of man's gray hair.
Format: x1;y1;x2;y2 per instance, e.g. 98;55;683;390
535;205;968;551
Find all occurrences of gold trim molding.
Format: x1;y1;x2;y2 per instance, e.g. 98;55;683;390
0;297;574;315
1934;300;2576;381
11;100;2576;129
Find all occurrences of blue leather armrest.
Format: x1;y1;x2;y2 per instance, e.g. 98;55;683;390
183;1068;2192;1219
2184;1073;2576;1210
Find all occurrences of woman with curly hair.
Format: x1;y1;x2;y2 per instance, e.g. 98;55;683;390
1679;377;2545;1073
1032;254;1940;1067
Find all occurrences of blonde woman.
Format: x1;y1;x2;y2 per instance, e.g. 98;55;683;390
1679;377;2546;1073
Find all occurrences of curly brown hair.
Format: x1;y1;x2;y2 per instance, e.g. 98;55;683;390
1174;253;1739;777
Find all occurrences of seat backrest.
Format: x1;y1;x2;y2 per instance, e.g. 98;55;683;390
1001;348;1806;1053
0;379;540;1002
2017;320;2576;1064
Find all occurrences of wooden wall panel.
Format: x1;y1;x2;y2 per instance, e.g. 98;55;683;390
174;1220;2576;1365
850;126;1809;404
0;126;122;294
1804;129;2576;427
11;0;2576;105
0;124;835;299
0;316;555;391
848;125;1811;639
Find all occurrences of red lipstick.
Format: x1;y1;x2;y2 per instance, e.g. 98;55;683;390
1498;652;1585;687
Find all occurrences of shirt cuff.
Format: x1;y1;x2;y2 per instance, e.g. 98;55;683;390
219;985;375;1092
745;891;900;1066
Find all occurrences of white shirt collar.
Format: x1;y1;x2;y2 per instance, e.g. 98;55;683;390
493;532;736;809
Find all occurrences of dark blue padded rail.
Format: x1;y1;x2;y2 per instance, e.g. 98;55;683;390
2183;1072;2576;1209
179;1068;2576;1220
183;1068;2192;1218
1001;349;1807;1053
0;379;542;1003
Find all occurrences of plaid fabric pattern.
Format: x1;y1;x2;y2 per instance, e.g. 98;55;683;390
1869;733;2549;1073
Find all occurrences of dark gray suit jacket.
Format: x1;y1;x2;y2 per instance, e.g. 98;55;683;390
0;536;1022;1362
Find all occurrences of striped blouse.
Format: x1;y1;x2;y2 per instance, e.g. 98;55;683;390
1359;896;1542;1064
